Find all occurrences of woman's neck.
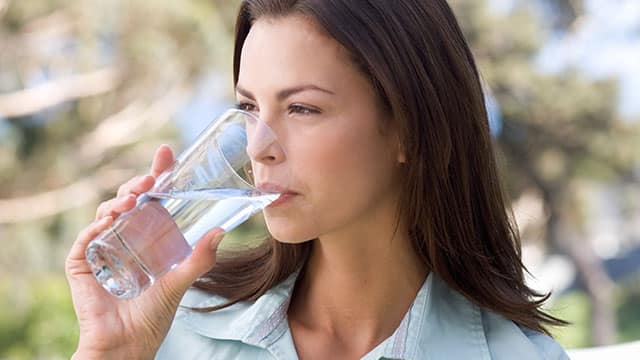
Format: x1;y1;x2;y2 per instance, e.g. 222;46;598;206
287;220;429;355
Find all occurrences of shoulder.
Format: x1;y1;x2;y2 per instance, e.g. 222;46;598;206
481;309;570;360
422;274;569;360
519;326;571;360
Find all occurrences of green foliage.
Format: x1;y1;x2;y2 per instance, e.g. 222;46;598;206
550;278;640;349
0;276;78;359
549;291;592;348
617;277;640;343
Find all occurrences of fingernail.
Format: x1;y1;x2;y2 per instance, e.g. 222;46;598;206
210;230;225;250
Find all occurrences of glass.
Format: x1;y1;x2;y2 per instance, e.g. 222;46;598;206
85;109;282;299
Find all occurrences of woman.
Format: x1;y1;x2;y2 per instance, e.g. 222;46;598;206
66;0;570;359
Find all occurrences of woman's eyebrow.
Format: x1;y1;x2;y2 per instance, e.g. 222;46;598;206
235;84;335;100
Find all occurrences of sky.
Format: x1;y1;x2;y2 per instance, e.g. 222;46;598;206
534;0;640;119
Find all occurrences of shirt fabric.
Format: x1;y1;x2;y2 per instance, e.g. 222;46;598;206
156;271;569;359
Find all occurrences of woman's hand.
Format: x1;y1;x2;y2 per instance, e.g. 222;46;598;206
65;144;225;360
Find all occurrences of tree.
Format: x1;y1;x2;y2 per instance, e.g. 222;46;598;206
450;0;640;345
0;1;239;357
0;0;237;219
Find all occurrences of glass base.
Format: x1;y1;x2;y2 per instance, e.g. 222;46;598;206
85;233;152;299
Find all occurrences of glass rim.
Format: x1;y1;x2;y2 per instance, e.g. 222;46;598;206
225;107;262;124
215;108;262;192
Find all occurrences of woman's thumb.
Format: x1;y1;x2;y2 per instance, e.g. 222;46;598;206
160;228;225;298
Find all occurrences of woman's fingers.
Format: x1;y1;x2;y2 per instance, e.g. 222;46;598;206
116;175;155;198
150;144;175;178
95;194;137;221
159;228;225;303
74;145;176;277
94;145;173;221
66;216;114;275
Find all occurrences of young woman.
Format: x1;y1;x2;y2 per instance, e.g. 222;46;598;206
66;1;569;359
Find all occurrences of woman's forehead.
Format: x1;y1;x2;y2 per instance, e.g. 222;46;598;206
239;15;359;93
240;16;354;78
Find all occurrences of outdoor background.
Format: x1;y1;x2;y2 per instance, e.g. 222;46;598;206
1;0;639;358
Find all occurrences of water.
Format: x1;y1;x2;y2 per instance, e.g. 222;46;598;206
86;188;279;298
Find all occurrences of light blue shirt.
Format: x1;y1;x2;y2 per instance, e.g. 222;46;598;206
156;271;569;359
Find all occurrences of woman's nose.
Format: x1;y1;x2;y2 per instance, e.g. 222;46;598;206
246;119;286;165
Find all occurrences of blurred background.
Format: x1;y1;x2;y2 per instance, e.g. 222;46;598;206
0;0;638;358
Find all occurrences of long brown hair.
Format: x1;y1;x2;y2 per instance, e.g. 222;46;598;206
193;0;566;334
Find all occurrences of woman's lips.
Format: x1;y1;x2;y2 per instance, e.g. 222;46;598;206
267;192;297;208
257;182;299;208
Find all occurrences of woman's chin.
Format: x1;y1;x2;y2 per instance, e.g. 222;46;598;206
265;220;317;244
268;229;315;244
272;236;315;245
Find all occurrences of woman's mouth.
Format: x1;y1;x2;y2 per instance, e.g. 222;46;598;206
267;192;297;208
257;182;299;208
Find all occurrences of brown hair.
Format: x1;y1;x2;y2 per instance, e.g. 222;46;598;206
193;0;566;334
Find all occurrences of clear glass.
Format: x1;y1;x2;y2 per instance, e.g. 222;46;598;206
85;109;282;299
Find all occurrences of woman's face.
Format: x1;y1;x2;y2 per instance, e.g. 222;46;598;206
237;15;404;243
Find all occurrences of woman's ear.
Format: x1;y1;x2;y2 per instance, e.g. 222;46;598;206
398;151;406;164
395;133;406;164
388;123;406;164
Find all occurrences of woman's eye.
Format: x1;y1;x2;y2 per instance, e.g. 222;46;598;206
288;104;320;115
236;102;257;112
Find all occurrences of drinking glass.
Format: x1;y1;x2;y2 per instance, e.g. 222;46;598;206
85;108;282;299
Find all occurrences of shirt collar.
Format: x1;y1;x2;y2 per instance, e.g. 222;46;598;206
178;270;542;360
180;269;299;348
